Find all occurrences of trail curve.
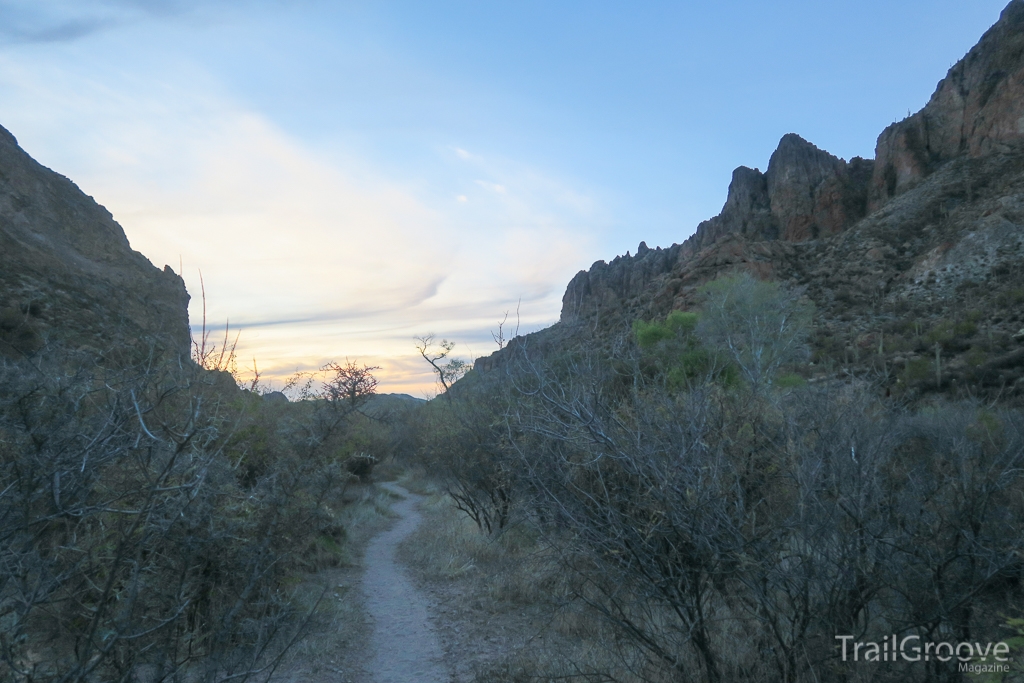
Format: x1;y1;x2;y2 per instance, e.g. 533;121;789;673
361;482;449;683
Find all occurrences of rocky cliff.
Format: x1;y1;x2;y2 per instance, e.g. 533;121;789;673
683;134;873;252
871;0;1024;207
557;132;874;329
476;0;1024;399
0;124;191;362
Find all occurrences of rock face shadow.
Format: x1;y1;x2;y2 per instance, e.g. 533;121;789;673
362;482;449;683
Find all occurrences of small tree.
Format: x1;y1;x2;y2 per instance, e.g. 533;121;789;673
285;360;380;463
414;336;514;534
696;272;813;389
415;335;469;397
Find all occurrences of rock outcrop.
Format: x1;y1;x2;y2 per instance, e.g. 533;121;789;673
682;134;873;254
560;133;873;327
686;166;774;250
551;0;1024;334
870;0;1024;207
768;134;873;241
0;124;190;361
477;0;1024;400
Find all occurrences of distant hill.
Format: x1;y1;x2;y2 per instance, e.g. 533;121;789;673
475;0;1024;402
379;392;427;404
360;392;426;419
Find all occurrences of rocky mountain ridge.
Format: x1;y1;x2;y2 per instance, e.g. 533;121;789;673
0;124;191;363
477;0;1024;400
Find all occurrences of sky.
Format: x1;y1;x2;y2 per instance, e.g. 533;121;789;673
0;0;1010;396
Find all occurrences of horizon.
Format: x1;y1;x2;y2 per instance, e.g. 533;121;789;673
0;0;1009;395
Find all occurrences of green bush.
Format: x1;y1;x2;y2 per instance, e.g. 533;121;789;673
954;320;978;337
633;310;699;348
776;372;807;388
902;357;932;383
925;318;977;349
925;321;955;346
633;310;741;388
633;318;674;347
996;287;1024;307
965;346;989;368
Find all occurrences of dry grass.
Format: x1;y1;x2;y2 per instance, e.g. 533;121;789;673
337;484;399;545
394;480;648;682
399;489;495;577
280;573;366;681
394;464;442;496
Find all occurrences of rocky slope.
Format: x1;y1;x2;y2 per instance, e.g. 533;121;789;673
871;0;1024;208
0;124;190;363
476;0;1024;400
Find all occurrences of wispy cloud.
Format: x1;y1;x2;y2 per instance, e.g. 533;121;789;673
474;179;507;194
0;0;245;44
6;18;113;44
0;41;609;393
230;276;448;328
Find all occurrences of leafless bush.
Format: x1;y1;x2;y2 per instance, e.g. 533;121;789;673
696;272;814;390
286;361;378;432
414;381;515;534
503;339;1024;683
0;349;354;682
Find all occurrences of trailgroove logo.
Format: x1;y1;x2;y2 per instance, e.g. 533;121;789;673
836;635;1011;671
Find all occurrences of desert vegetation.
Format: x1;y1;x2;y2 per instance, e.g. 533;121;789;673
408;273;1024;683
5;271;1022;683
0;324;412;681
5;4;1024;680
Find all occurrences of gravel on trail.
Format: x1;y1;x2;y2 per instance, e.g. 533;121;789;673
362;482;450;683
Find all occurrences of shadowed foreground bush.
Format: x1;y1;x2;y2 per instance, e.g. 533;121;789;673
0;351;367;682
499;340;1024;682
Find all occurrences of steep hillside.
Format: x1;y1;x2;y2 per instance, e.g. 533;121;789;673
476;0;1024;401
0;124;190;362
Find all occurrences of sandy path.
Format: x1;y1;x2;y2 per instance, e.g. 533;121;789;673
362;483;450;683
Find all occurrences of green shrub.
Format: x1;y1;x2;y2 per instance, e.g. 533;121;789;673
776;372;807;388
996;287;1024;307
665;310;699;334
633;318;675;347
633;310;699;348
925;321;955;346
954;320;978;337
633;310;743;389
902;357;931;383
965;347;989;368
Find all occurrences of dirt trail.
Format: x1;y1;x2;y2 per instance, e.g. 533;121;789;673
362;482;450;683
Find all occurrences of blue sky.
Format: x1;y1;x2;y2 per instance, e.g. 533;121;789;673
0;0;1009;394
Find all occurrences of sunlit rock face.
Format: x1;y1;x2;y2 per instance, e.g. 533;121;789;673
870;0;1024;208
680;134;873;253
0;123;191;362
767;135;841;241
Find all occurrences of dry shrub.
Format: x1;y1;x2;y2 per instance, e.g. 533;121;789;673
0;344;397;682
